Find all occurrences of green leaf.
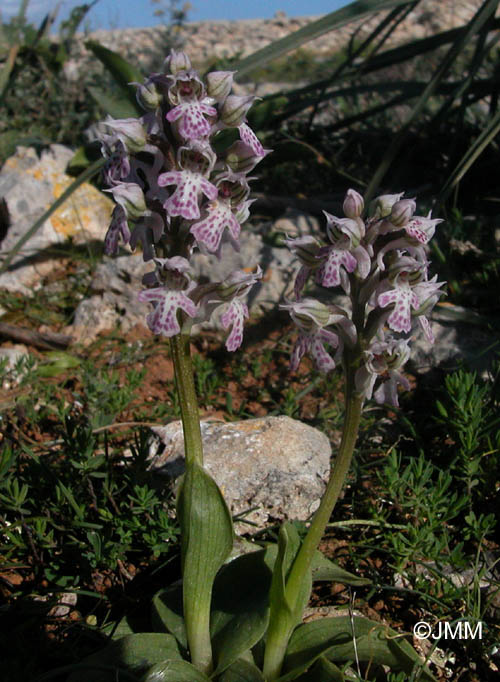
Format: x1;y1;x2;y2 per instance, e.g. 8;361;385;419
265;524;313;681
311;551;371;586
210;548;274;675
233;0;416;78
67;633;182;682
437;105;500;206
56;481;85;521
282;616;436;681
85;40;143;111
88;84;141;119
177;463;234;670
140;659;210;681
294;656;344;682
67;143;102;175
36;351;81;377
270;523;301;615
218;658;266;681
0;44;19;102
152;584;188;650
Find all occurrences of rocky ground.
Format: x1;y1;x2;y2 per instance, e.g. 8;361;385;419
63;0;490;79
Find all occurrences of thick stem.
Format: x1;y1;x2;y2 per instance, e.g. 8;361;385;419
171;334;214;672
263;361;363;680
170;333;203;467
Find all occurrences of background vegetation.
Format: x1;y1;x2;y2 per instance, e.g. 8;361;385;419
0;0;499;679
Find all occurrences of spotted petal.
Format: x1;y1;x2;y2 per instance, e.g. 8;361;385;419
220;299;248;351
290;329;339;373
138;287;198;336
166;102;217;140
104;205;131;256
378;282;419;333
190;200;240;252
238;123;265;156
373;370;411;407
317;246;357;289
158;169;217;220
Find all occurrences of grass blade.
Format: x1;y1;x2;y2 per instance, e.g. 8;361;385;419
233;0;416;78
363;0;500;204
436;107;500;207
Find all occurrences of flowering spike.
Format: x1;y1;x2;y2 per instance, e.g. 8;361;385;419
97;50;268;348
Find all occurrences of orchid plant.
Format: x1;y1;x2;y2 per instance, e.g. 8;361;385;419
68;51;441;682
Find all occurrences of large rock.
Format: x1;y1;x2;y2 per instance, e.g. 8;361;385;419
0;145;112;295
147;416;331;532
70;254;151;343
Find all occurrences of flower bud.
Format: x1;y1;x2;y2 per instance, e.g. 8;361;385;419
324;213;365;247
220;95;255;126
389;198;416;227
285;236;322;268
206;71;235;102
104;117;147;154
226;141;262;174
282;298;333;331
216;267;262;301
108;183;146;221
343;189;364;218
135;78;163;111
165;50;191;74
370;192;404;218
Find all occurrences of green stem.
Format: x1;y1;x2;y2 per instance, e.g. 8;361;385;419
171;334;214;673
263;361;363;680
170;333;203;467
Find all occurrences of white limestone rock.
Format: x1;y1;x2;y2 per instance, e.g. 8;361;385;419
147;416;332;532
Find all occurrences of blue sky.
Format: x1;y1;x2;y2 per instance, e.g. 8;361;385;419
2;0;351;31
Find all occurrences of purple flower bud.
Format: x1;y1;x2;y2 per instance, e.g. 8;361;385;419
206;71;235;102
281;298;334;331
215;266;262;301
226;141;265;174
135;78;163;111
371;192;404;218
324;212;365;247
343;189;364;218
165;50;192;75
220;95;255;127
107;182;146;221
285;236;323;268
389;198;416;227
103;117;147;154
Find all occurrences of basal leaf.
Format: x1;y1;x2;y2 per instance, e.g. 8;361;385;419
217;658;266;681
294;656;344;682
211;548;274;675
67;633;181;682
140;659;210;681
177;463;234;669
87;85;141;119
311;551;371;586
282;616;436;681
151;584;188;651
